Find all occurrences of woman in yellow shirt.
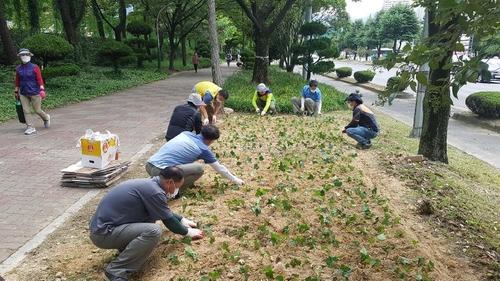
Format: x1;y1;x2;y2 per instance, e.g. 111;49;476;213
252;83;276;116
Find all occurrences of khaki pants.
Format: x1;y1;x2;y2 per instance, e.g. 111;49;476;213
19;95;49;126
145;162;204;189
256;99;276;114
90;223;162;278
291;97;319;115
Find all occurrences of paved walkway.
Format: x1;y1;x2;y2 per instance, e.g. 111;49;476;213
311;74;500;169
0;66;237;265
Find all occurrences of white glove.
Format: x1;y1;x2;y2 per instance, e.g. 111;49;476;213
260;111;266;116
186;228;204;239
212;115;217;123
300;106;305;112
233;178;245;186
181;217;197;228
255;108;260;113
202;118;209;125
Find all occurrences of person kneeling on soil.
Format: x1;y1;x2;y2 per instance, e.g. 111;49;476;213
165;93;204;142
146;125;244;190
292;79;322;116
193;81;229;125
342;92;379;149
89;166;203;281
252;83;276;116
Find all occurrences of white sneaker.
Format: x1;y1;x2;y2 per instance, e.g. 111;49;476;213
24;126;36;135
44;114;50;128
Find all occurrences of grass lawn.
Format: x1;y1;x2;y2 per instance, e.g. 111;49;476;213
223;67;346;113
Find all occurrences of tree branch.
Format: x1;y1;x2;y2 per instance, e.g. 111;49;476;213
268;0;297;34
234;0;260;29
94;0;117;31
175;0;206;26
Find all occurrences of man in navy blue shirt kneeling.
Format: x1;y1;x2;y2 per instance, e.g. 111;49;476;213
89;167;203;281
342;92;380;149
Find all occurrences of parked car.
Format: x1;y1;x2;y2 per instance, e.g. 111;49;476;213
479;56;500;83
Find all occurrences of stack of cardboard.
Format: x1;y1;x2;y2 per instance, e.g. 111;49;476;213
61;160;131;188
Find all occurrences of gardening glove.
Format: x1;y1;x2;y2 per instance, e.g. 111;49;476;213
255;108;260;114
181;217;197;228
233;177;245;186
212;115;217;124
186;228;204;239
260;111;266;116
300;106;305;112
39;89;46;100
203;118;209;125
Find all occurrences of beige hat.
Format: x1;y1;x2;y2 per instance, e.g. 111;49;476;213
187;93;205;106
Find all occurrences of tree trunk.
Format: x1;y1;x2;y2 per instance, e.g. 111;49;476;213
27;0;40;34
417;10;458;163
279;57;284;69
397;40;403;53
207;0;222;85
181;36;187;66
377;45;381;58
392;39;397;53
91;0;105;38
12;0;24;29
168;34;176;70
0;0;17;65
117;0;127;40
57;0;78;44
253;31;270;83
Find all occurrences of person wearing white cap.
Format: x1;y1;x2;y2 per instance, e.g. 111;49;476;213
14;48;50;135
164;93;204;141
291;79;322;116
252;83;276;116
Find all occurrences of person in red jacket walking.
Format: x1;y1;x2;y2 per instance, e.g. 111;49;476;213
14;48;50;135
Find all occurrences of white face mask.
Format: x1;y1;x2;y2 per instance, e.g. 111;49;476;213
166;188;179;199
310;87;317;93
20;56;31;64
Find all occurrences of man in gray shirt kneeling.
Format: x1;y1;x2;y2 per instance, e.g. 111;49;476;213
89;166;204;281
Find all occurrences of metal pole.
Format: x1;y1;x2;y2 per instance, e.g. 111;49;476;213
302;0;312;79
410;9;429;138
156;6;167;72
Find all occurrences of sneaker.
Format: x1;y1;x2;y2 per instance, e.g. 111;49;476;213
44;114;50;128
24;126;36;135
355;143;372;150
104;270;128;281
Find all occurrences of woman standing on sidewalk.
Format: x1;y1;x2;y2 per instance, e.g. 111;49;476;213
192;51;200;73
14;48;50;135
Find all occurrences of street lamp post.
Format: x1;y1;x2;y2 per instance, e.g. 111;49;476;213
410;9;429;138
156;6;168;72
302;0;312;79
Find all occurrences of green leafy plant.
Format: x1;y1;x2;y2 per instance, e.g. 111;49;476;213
21;34;73;67
354;70;376;83
335;67;352;78
465;91;500;118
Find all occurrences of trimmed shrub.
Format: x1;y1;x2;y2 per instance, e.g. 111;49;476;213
335;67;352;78
386;76;409;92
96;40;135;72
465;91;500;118
21;34;73;67
354;70;375;83
42;63;80;80
195;40;210;58
127;21;153;37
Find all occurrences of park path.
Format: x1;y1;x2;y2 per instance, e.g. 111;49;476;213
0;66;238;269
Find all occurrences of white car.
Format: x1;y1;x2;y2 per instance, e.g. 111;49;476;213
484;56;500;80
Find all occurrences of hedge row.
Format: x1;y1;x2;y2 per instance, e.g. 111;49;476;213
353;70;375;83
465;91;500;118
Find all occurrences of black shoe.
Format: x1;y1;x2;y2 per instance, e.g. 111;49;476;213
105;271;128;281
355;143;372;150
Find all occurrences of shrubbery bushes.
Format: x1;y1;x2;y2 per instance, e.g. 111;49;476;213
354;70;375;83
465;91;500;118
21;34;73;67
96;40;135;72
42;63;80;79
386;76;409;92
335;67;352;78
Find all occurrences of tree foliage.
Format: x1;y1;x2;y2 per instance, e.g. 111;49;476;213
21;33;73;67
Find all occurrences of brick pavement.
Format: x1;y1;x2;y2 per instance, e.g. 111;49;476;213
0;66;237;263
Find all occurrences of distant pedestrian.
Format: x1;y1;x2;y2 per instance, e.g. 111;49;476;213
192;51;200;73
292;80;322;116
14;48;50;135
252;83;276;116
342;92;379;149
165;94;204;142
225;53;232;67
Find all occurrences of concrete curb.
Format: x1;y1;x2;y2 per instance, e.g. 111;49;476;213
452;112;500;134
0;142;156;276
323;74;414;99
